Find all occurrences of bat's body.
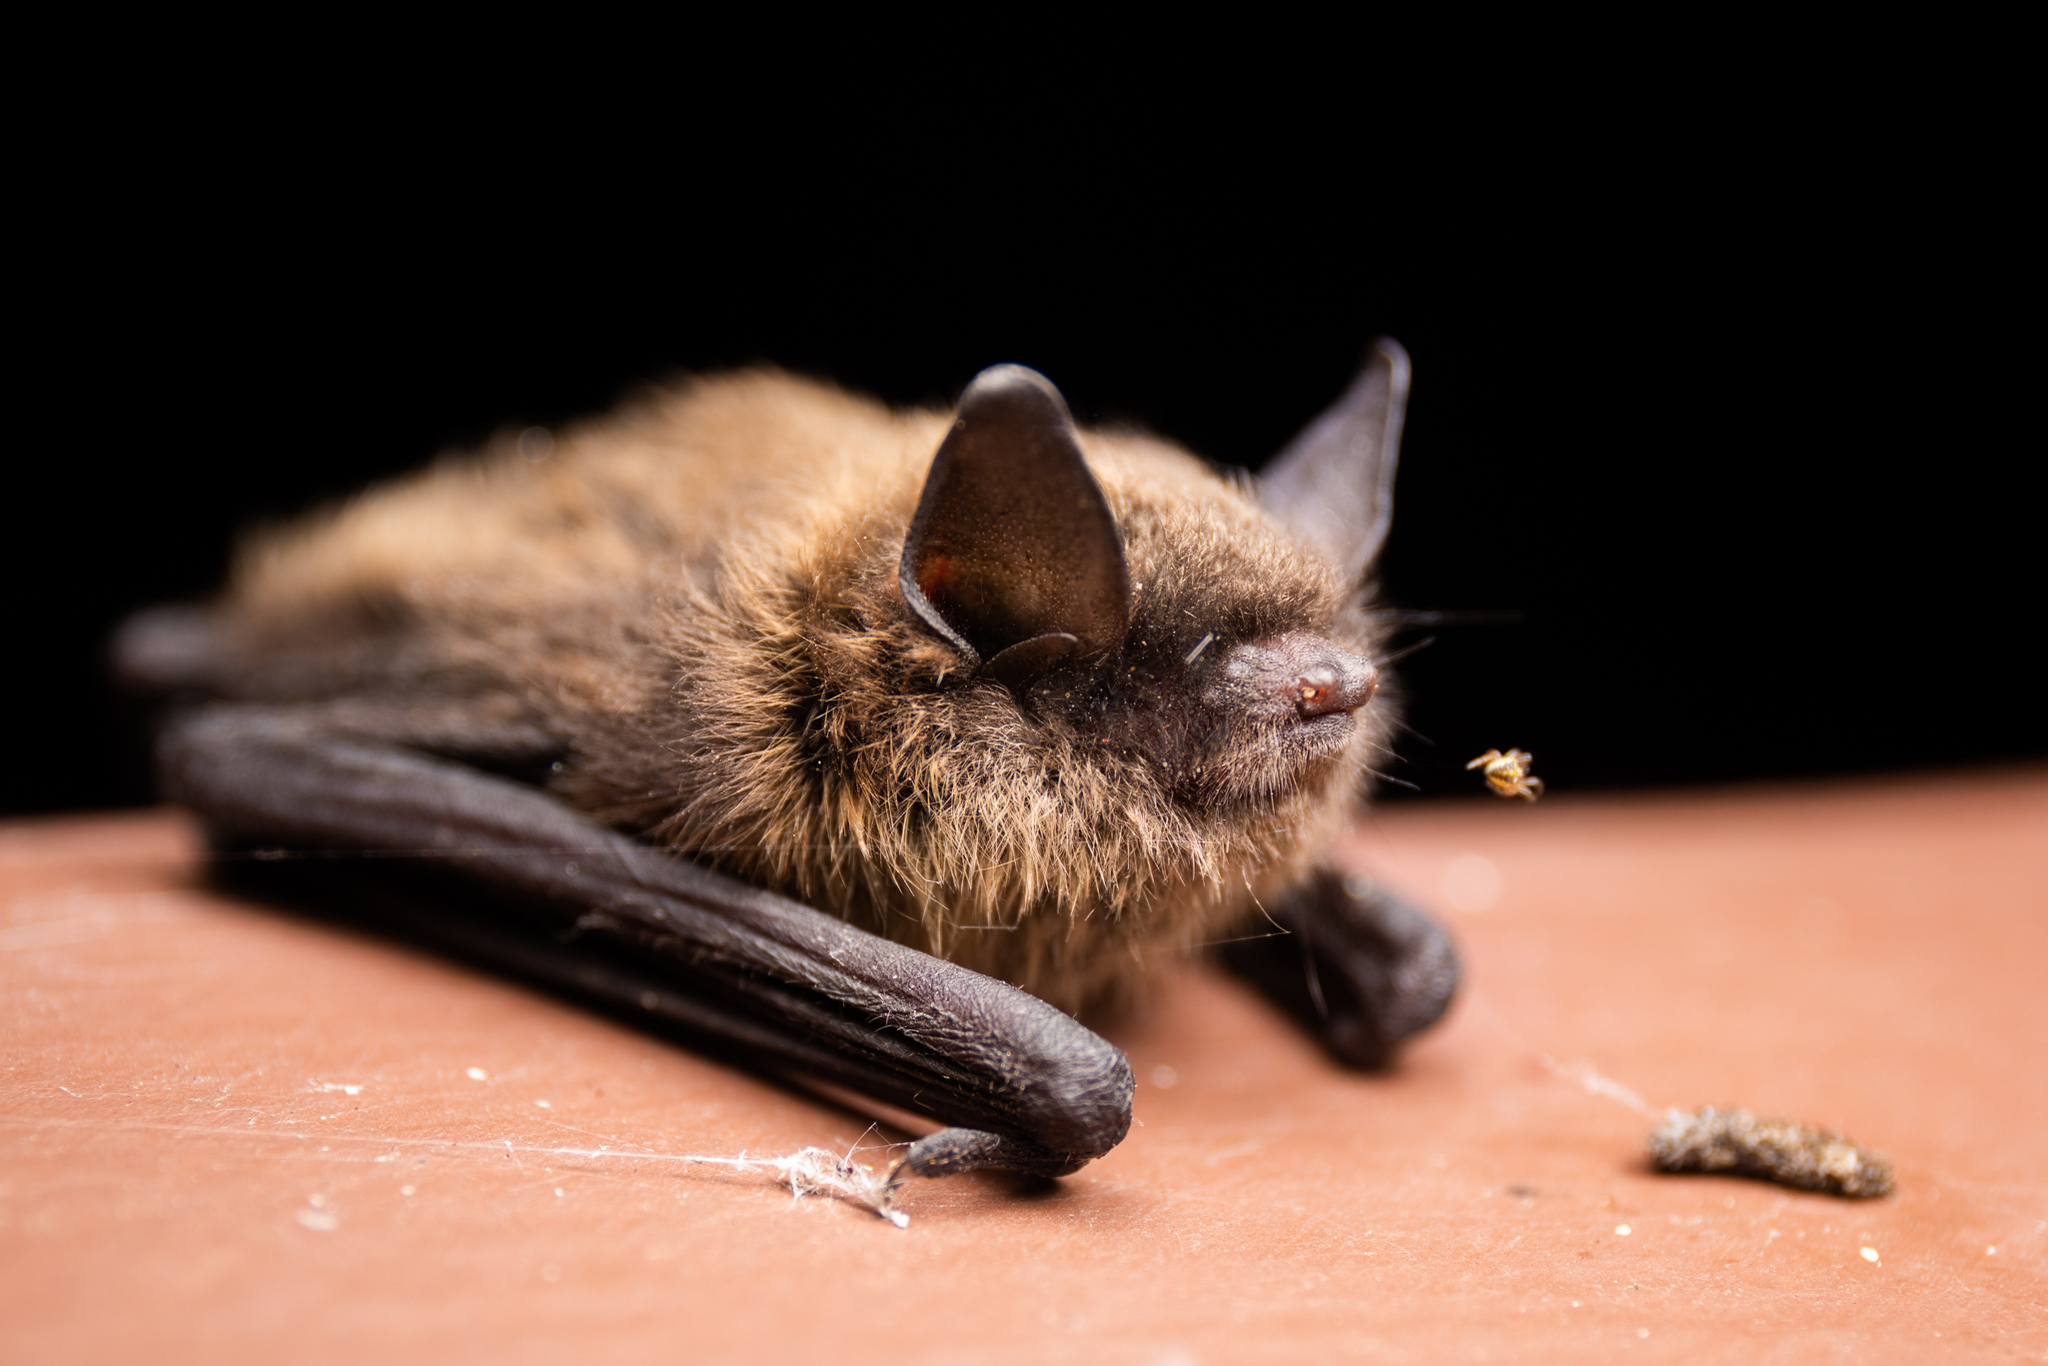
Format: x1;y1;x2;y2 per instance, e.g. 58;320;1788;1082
118;346;1456;1196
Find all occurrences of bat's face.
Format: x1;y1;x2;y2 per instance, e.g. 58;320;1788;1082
889;363;1388;820
1093;625;1380;810
1008;512;1380;815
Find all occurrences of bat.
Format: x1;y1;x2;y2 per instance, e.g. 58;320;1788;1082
114;341;1457;1199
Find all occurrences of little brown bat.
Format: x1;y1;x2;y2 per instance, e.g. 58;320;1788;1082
115;341;1457;1192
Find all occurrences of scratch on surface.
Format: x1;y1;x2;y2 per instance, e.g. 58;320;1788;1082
0;920;117;952
1538;1055;1656;1118
1461;987;1659;1117
1205;1140;1261;1167
3;890;203;943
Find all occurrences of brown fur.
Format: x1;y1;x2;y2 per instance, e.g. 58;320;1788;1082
201;370;1393;1016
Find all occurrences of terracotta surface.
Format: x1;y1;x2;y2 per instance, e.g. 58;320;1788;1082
3;770;2044;1363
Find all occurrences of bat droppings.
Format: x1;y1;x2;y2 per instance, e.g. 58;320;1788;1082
1647;1106;1894;1198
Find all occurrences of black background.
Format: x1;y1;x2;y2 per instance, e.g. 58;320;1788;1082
10;131;2035;815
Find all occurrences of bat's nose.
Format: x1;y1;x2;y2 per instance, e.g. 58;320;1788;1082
1293;652;1378;718
1215;634;1379;721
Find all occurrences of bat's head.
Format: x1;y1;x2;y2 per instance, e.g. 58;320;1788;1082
895;353;1405;815
678;346;1411;1012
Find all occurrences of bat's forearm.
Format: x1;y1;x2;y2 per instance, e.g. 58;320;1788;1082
164;704;1133;1173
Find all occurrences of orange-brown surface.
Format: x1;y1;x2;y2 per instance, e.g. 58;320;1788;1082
3;770;2044;1364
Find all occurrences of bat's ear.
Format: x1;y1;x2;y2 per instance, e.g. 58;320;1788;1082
900;365;1132;683
1259;338;1411;587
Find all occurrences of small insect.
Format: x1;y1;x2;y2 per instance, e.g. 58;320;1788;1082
1647;1107;1894;1198
1467;748;1543;801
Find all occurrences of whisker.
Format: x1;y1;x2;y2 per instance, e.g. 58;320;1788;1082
1375;635;1437;667
1391;717;1436;747
1366;609;1526;627
1191;930;1292;948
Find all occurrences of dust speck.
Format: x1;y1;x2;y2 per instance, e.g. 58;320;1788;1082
1615;1224;1632;1236
1860;1246;1881;1264
296;1208;340;1232
466;1067;489;1081
1151;1065;1178;1089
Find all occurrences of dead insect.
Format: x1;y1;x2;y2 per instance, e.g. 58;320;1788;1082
1648;1107;1894;1198
1468;748;1544;801
115;341;1458;1209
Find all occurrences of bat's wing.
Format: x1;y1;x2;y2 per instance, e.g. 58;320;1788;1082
156;701;1134;1185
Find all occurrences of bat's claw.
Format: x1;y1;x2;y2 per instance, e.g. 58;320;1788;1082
887;1126;1097;1184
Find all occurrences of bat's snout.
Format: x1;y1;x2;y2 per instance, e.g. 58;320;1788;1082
1215;634;1378;723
